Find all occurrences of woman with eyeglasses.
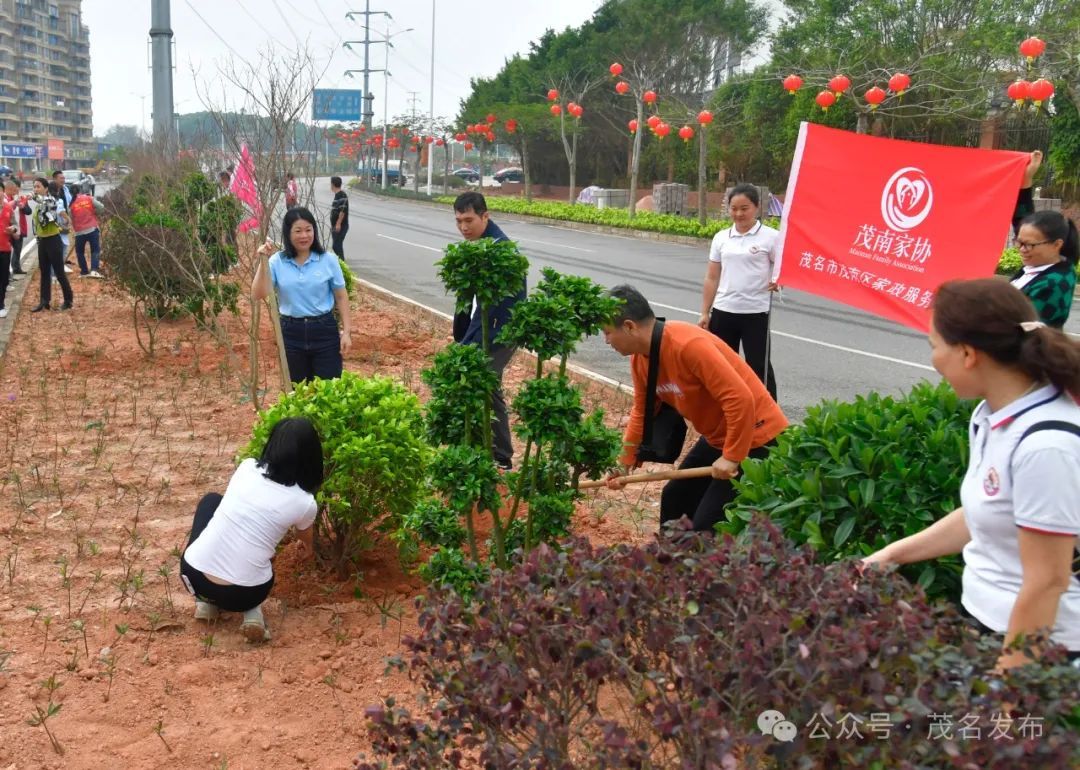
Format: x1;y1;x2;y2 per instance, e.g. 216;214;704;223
1010;210;1078;329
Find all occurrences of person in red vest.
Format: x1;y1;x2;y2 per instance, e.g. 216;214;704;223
3;178;28;279
68;184;104;278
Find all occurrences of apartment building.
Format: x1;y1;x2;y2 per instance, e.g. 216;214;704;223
0;0;93;171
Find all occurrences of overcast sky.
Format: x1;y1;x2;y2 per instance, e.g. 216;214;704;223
84;0;606;136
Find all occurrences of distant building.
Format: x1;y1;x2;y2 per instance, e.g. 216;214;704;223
0;0;94;171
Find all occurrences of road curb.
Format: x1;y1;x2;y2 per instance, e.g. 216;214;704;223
351;189;711;247
0;239;38;364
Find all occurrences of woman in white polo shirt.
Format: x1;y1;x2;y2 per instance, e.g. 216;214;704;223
181;416;322;642
698;183;779;400
253;206;352;383
865;278;1080;670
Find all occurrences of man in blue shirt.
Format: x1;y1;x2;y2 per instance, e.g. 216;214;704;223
451;192;526;470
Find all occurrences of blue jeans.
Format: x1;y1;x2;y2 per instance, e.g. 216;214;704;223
74;229;100;274
280;312;342;383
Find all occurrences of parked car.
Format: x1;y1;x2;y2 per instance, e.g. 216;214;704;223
452;168;480;184
60;169;95;195
494;167;524;183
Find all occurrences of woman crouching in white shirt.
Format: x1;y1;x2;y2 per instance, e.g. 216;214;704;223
865;278;1080;671
180;417;322;642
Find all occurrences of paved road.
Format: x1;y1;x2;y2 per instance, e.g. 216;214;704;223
301;178;1074;422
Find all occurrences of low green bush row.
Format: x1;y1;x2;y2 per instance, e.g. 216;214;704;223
430;195;1031;274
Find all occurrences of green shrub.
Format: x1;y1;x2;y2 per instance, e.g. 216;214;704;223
724;380;973;602
243;372;429;578
338;258;355;298
996;247;1023;275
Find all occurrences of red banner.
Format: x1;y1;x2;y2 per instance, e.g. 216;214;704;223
47;138;64;161
775;123;1028;331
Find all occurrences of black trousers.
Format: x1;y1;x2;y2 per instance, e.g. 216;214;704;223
708;308;776;402
37;234;73;308
660;436;773;532
0;250;8;309
179;492;274;613
10;236;23;272
489;344;515;468
331;223;348;259
280;313;343;384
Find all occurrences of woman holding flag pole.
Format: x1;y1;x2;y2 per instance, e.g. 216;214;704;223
699;183;780;401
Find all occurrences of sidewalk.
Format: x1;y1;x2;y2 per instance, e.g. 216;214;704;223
0;238;38;361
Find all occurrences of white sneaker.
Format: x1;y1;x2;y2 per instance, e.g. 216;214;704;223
63;265;73;273
0;308;7;318
194;601;220;621
88;270;103;279
240;604;271;642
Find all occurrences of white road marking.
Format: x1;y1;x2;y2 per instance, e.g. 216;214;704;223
515;237;594;253
376;233;442;252
650;301;936;372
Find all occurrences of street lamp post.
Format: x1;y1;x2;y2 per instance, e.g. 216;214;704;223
425;0;435;195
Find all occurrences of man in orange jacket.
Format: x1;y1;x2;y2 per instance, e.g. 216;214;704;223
604;284;788;532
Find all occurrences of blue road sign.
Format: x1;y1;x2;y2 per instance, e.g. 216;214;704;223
312;89;363;122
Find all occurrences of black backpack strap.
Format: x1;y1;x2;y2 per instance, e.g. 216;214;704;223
641;319;666;449
1013;421;1080;463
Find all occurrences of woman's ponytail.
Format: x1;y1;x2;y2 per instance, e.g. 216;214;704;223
1018;325;1080;395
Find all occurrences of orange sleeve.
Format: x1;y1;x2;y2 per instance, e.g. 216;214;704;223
683;337;756;461
619;354;648;468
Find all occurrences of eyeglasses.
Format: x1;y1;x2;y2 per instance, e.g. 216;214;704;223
1014;238;1053;250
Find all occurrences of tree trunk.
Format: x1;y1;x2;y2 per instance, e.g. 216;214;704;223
698;128;708;226
856;111;869;135
629;100;644;217
568;128;578;204
523;139;532;202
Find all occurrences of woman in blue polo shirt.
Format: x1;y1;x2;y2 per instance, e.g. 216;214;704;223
865;278;1080;670
698;183;780;401
253;207;352;383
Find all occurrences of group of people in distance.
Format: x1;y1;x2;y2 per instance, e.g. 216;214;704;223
184;172;1080;675
0;170;104;319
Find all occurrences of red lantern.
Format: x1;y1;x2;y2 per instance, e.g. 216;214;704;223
547;88;559;101
888;72;911;96
465;125;475;135
678;125;694;142
697;109;713;126
388;137;400;148
815;90;837;111
628;119;638;134
654;121;671;139
1029;78;1055;107
646;114;661;130
486;113;496;124
782;74;803;95
359;124;366;133
476;123;488;134
485;131;496;142
435;138;445;146
1019;36;1046;62
609;62;623;77
550;104;562;116
568;103;583;118
505;119;517;133
411;134;420;143
1007;79;1031;105
615;80;630;95
643;90;657;104
424;136;434;144
409;146;417;153
864;86;886;109
827;74;851;96
464;141;473;150
455;132;466;142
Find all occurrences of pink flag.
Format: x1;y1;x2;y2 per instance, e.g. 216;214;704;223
230;144;263;233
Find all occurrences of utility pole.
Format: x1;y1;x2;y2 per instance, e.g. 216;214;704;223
345;3;390;129
149;0;176;148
